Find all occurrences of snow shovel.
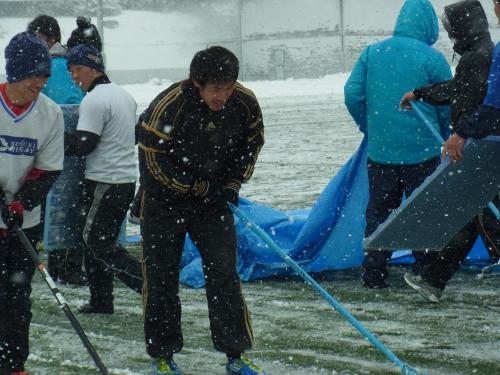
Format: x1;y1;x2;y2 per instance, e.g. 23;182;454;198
410;100;499;220
15;226;109;375
229;203;425;375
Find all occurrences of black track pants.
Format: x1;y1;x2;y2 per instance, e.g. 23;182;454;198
0;225;40;373
142;193;254;359
362;158;439;283
82;180;143;307
422;195;500;290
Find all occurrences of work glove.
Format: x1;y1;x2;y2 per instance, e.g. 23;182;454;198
192;179;222;201
1;200;24;230
223;186;239;207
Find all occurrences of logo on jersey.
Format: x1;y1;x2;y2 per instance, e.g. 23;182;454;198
206;121;216;131
0;135;37;156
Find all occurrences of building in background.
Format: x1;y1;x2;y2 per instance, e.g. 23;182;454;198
0;0;499;83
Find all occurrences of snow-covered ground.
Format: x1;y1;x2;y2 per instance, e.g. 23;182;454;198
26;74;500;375
1;8;498;374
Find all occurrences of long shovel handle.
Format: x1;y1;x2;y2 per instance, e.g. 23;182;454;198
16;227;109;375
229;204;425;375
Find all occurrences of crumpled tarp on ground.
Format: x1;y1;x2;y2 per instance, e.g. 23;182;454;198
128;137;492;288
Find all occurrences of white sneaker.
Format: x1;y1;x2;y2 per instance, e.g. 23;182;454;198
404;273;442;303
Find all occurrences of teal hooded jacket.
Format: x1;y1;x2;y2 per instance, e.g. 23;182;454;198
344;0;452;164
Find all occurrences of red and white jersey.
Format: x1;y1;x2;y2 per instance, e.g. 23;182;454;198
0;84;64;228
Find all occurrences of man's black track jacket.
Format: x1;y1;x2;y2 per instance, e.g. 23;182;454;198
137;80;264;201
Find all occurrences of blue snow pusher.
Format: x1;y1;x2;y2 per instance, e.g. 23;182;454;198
364;134;500;252
230;203;425;375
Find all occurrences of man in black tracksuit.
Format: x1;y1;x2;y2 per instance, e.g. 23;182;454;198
400;0;500;302
138;46;266;375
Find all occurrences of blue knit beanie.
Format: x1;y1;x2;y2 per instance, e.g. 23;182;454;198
66;44;105;72
5;31;51;83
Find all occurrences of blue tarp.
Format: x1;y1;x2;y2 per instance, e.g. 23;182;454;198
128;137;493;288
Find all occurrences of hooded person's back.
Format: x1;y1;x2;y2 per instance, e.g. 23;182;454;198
414;0;493;126
443;0;492;57
344;0;452;165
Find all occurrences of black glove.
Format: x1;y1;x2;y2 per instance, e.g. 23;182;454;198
223;186;239;206
1;200;24;230
192;179;222;201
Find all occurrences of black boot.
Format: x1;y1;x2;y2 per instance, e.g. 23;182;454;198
47;249;61;280
58;248;87;286
77;303;114;314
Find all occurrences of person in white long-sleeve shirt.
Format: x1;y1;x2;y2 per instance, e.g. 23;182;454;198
65;44;142;315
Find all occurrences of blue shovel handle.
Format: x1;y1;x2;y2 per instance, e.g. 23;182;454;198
229;203;426;375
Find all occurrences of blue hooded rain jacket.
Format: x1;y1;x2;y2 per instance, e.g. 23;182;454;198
43;42;84;105
344;0;452;164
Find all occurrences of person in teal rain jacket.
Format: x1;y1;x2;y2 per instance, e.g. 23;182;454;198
28;15;86;286
43;43;84;104
28;15;84;105
344;0;452;288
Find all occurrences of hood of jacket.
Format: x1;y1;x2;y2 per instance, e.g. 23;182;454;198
49;42;67;58
393;0;439;46
443;0;492;55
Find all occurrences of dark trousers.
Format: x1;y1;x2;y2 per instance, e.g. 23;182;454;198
82;180;142;307
142;192;254;359
47;181;87;285
362;158;439;283
422;194;500;290
129;184;144;218
0;225;40;373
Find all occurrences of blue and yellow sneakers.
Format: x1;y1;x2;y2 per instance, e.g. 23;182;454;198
152;358;182;375
226;355;266;375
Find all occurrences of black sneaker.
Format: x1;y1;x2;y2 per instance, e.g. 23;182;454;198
77;303;114;314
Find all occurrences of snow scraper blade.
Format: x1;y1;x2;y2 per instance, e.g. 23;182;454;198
364;135;500;252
